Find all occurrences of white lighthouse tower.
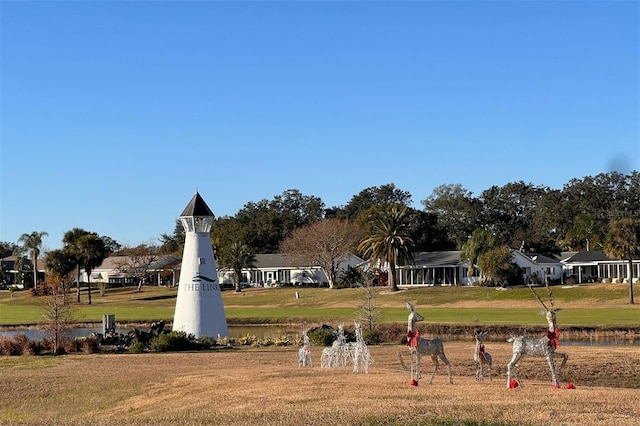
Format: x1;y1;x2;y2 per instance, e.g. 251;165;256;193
172;192;229;338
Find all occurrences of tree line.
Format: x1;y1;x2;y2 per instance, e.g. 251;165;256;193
155;171;638;257
2;171;639;302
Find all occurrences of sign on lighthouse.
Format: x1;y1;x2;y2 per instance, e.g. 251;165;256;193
173;192;229;338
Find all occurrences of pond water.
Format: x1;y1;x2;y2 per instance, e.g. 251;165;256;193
0;326;638;347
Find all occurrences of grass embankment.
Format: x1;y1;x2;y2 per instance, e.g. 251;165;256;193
0;283;638;328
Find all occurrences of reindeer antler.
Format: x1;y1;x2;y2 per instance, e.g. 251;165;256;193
545;281;555;309
528;284;549;311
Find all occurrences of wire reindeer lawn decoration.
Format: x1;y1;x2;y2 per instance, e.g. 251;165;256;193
298;329;313;368
320;323;351;369
474;330;492;382
399;303;453;386
351;321;373;374
506;283;569;388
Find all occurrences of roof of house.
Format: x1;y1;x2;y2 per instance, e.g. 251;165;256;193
1;256;46;270
149;255;181;270
563;250;614;262
411;251;465;267
254;254;313;269
94;256;133;270
180;192;214;217
558;251;578;261
519;252;561;265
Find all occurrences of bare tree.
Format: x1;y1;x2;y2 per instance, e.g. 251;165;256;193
356;277;381;333
113;243;160;292
280;219;365;289
40;281;75;354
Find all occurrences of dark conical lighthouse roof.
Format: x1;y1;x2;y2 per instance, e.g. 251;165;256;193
180;192;214;217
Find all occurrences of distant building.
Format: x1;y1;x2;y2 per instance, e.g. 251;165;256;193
0;256;45;289
218;253;364;287
562;250;640;283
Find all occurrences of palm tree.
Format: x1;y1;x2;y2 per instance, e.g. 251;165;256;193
220;242;256;293
63;228;91;303
76;234;109;305
604;218;640;304
16;231;49;291
358;205;414;292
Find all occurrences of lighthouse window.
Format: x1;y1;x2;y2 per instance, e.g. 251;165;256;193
198;257;206;265
180;217;194;233
193;216;213;233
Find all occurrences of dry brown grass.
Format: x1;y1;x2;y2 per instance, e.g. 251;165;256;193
1;342;638;426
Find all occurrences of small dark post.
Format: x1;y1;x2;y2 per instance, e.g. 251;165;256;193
103;314;116;334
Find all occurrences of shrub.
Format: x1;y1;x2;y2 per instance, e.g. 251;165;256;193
128;341;145;354
197;336;217;349
374;323;406;344
23;339;42;355
273;335;294;346
81;336;100;354
64;339;81;353
12;334;42;355
150;331;198;352
41;337;66;355
0;336;22;356
363;330;382;345
307;326;336;346
236;334;258;346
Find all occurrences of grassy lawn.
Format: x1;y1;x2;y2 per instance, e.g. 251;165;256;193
1;284;639;426
0;344;638;425
1;283;638;327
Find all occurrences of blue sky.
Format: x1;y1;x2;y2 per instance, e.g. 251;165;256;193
1;0;638;251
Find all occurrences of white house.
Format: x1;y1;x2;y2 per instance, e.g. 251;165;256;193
511;251;564;283
394;249;564;288
561;250;640;284
218;253;365;287
395;251;474;287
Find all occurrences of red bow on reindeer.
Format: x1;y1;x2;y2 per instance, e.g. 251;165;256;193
547;328;560;349
477;344;487;362
407;330;420;348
